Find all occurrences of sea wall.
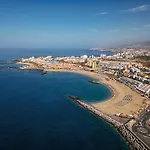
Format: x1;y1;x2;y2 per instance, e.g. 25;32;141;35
75;98;122;127
68;96;150;150
119;125;150;150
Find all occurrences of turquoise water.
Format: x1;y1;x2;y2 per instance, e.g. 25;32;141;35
0;49;129;150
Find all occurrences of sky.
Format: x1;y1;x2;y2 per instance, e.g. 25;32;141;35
0;0;150;48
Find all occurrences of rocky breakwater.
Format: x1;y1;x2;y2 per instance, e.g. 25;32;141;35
68;96;122;127
68;95;150;150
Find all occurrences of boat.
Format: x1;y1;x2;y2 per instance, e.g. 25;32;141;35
41;70;47;75
88;80;100;84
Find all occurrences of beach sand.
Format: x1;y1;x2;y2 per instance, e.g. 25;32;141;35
20;63;149;117
46;69;149;117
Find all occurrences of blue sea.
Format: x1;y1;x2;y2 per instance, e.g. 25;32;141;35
0;48;115;60
0;49;129;150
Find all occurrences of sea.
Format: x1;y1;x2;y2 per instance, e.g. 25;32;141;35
0;48;130;150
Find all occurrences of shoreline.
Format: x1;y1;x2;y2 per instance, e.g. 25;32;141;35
67;95;150;150
19;64;149;118
45;69;116;103
18;64;150;150
44;69;148;117
54;70;115;103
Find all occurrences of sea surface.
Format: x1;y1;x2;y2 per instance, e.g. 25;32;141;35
0;49;129;150
0;48;115;60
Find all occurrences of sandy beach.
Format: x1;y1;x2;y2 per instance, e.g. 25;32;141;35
19;63;149;118
45;69;149;117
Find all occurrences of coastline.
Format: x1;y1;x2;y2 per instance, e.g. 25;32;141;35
18;64;150;150
67;93;150;150
46;69;116;102
19;63;149;118
44;69;148;118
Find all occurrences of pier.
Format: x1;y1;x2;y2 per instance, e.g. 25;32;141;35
68;95;150;150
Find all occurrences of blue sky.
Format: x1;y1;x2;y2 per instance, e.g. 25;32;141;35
0;0;150;48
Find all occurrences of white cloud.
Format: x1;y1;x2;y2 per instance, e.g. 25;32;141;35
144;24;150;27
95;12;108;15
122;5;150;13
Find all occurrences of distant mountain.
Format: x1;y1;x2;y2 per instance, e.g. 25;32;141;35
140;41;150;46
124;41;150;48
89;41;150;52
113;41;150;51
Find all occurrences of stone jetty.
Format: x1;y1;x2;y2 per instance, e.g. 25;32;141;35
68;95;150;150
